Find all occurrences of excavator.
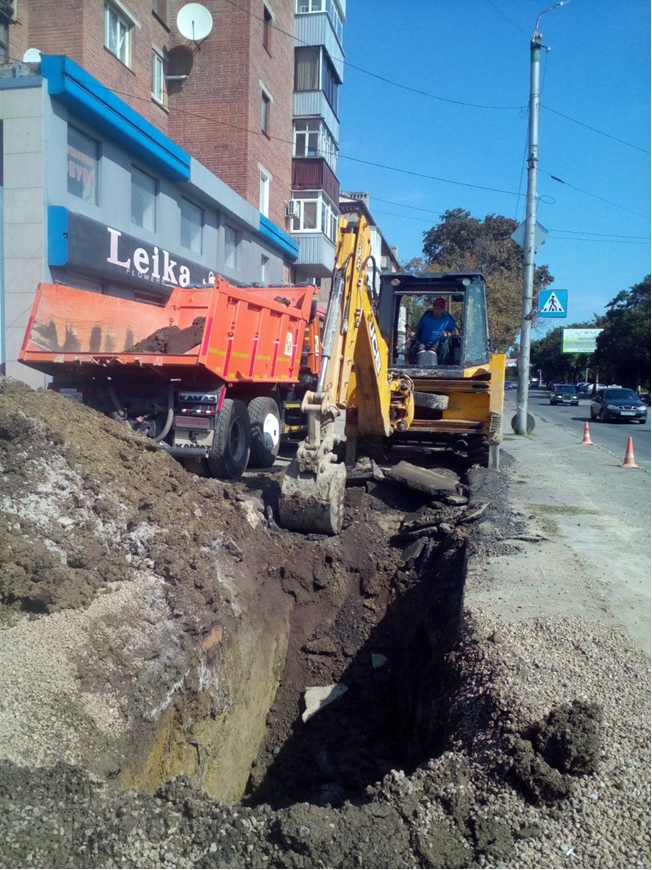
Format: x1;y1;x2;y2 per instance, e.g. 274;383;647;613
278;215;506;536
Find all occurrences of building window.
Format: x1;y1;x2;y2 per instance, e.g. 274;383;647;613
0;21;8;65
261;254;269;282
67;127;99;205
152;0;168;24
152;48;165;104
131;167;156;231
261;88;271;136
290;191;338;242
262;3;272;53
294;46;339;114
295;0;343;44
105;2;132;66
225;225;239;270
293;118;338;172
259;167;271;217
180;199;203;253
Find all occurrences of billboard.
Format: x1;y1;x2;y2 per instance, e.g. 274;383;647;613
562;328;603;354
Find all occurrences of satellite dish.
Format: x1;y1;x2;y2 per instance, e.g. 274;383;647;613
22;48;42;63
177;3;213;46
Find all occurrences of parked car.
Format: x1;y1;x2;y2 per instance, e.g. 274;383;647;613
590;388;648;424
550;384;579;406
576;382;591;394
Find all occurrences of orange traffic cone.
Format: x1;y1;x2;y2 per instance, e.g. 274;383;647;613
581;422;593;445
621;437;639;468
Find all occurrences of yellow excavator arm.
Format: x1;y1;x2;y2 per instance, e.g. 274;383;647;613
278;216;414;535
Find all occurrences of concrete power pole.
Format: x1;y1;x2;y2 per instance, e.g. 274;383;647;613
515;1;571;435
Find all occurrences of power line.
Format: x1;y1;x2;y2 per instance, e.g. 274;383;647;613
540;169;651;220
542;105;650;155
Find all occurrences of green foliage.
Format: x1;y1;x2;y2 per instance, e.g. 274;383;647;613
530;322;598;384
421;208;554;351
594;276;651;390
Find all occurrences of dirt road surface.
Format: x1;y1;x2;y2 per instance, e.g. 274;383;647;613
0;379;649;869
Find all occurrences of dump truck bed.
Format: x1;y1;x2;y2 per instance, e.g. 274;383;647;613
20;279;315;384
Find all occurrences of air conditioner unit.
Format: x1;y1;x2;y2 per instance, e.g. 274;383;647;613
285;200;300;219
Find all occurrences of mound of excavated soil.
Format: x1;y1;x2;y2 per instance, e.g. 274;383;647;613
0;378;649;869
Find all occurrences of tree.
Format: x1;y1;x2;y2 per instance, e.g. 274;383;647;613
594;276;650;390
421;209;554;351
530;322;600;385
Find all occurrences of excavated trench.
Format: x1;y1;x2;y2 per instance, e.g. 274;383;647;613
240;473;470;811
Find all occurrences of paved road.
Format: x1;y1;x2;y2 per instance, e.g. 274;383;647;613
499;392;650;654
524;387;651;472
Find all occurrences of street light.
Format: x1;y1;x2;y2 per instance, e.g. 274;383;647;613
515;0;572;435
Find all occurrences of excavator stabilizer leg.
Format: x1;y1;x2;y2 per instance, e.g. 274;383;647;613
278;459;347;535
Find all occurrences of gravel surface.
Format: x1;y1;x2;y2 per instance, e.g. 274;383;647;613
0;381;649;868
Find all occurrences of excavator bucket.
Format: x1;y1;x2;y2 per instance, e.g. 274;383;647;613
278;458;346;536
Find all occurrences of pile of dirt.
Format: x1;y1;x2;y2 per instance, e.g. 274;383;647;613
126;317;206;354
0;378;648;868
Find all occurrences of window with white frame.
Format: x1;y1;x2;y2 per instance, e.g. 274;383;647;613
294;46;339;113
295;0;343;44
259;167;270;217
225;225;239;270
180;199;203;253
293;118;338;172
290;191;338;242
131;167;156;232
152;48;165;104
105;2;132;66
67;127;99;205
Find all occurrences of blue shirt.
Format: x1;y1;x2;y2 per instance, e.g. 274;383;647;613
415;310;457;345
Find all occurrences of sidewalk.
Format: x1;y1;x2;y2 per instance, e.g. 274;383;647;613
467;408;651;656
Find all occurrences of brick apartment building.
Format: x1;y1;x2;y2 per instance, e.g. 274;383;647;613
0;0;351;386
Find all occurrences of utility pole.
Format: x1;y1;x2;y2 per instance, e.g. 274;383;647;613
515;1;571;435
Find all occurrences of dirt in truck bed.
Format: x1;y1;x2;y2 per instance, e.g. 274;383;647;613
0;377;648;869
125;316;207;354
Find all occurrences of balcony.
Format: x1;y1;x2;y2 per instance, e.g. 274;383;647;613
292;157;339;205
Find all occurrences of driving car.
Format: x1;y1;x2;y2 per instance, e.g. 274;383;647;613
590;388;648;423
550;384;579;406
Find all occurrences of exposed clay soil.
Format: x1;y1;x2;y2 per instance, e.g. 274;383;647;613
0;378;648;869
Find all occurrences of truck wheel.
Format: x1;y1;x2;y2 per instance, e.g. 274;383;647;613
248;397;281;468
468;434;490;467
207;399;251;479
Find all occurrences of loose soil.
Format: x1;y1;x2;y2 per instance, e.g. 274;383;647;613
0;378;648;869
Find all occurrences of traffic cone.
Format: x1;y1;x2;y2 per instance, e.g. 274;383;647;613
621;437;639;468
581;422;593;445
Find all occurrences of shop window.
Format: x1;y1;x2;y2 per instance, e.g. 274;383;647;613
180;199;203;253
131;167;156;232
67;127;99;205
261;254;269;282
225;225;239;270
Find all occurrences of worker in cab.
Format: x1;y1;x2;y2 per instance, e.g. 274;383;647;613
412;297;459;364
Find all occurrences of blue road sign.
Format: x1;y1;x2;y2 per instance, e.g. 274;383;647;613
538;289;568;318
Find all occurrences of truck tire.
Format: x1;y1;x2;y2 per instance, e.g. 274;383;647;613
468;434;490;468
248;396;281;468
207;399;251;479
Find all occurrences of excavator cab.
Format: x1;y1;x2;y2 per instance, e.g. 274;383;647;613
377;272;505;468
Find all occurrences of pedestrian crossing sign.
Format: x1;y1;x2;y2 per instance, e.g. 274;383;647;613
538;289;568;318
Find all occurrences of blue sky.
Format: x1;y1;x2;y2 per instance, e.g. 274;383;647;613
337;0;650;337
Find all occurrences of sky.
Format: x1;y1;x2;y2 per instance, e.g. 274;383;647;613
336;0;651;338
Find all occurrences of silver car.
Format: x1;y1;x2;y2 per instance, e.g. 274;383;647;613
590;388;648;423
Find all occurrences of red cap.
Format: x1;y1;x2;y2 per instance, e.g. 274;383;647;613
433;297;446;306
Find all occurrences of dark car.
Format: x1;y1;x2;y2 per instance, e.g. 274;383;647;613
590;388;648;423
550;384;579;406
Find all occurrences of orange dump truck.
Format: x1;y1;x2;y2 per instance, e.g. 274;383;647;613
19;278;320;478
